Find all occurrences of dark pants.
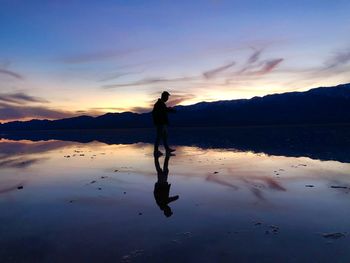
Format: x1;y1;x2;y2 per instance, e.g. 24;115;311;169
154;125;169;152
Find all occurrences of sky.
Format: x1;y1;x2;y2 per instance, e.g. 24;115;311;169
0;0;350;123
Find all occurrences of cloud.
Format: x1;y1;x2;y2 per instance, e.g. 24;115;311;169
128;106;152;113
237;48;264;74
247;48;263;64
203;61;235;79
252;58;284;75
98;71;143;82
0;102;75;121
61;48;140;64
167;93;196;106
0;69;23;80
102;76;195;88
0;92;48;104
89;107;126;111
325;48;350;69
0;92;79;122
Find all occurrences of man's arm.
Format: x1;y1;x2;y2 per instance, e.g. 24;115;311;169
166;106;176;113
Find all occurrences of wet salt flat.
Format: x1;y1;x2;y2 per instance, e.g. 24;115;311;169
0;127;350;263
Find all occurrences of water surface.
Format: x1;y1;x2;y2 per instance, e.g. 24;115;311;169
0;127;350;262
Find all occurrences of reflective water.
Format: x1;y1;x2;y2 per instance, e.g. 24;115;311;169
0;127;350;262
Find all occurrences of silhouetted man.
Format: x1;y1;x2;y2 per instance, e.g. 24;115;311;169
152;91;176;156
153;152;179;217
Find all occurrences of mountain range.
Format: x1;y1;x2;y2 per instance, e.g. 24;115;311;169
1;83;349;131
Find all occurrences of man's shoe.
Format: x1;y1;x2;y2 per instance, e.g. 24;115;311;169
166;148;176;153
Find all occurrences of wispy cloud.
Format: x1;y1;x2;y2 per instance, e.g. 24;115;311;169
237;48;264;74
325;48;350;69
247;48;263;64
252;58;284;75
0;92;48;105
0;103;75;121
98;71;143;82
61;48;140;64
167;93;196;106
203;61;235;79
102;76;195;88
0;69;23;80
128;106;152;113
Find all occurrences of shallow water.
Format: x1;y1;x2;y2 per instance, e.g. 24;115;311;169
0;127;350;262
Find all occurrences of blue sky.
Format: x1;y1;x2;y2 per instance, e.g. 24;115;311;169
0;0;349;122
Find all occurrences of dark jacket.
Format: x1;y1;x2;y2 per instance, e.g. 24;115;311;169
152;99;174;125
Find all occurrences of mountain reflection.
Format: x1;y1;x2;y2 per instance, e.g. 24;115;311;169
1;125;349;162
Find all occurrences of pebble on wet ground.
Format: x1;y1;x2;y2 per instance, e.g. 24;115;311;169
330;186;348;189
121;249;144;263
322;232;346;239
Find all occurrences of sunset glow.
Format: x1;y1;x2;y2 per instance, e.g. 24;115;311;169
0;0;349;122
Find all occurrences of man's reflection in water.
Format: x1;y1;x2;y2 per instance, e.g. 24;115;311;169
153;152;179;217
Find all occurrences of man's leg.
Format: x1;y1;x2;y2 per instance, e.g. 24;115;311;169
162;126;175;152
162;125;170;150
154;125;162;154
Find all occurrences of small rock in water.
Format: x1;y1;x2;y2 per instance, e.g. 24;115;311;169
254;222;262;226
69;200;74;203
121;255;131;263
182;232;192;238
269;225;279;234
138;212;143;215
17;186;23;190
90;180;96;184
124;191;126;194
305;185;315;187
98;187;102;190
101;176;107;179
331;186;348;189
114;170;119;172
213;171;219;174
322;232;346;239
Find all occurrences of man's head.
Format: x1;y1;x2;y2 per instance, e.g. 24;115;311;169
163;205;173;217
161;91;170;102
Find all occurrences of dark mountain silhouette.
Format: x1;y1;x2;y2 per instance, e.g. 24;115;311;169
1;83;349;131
